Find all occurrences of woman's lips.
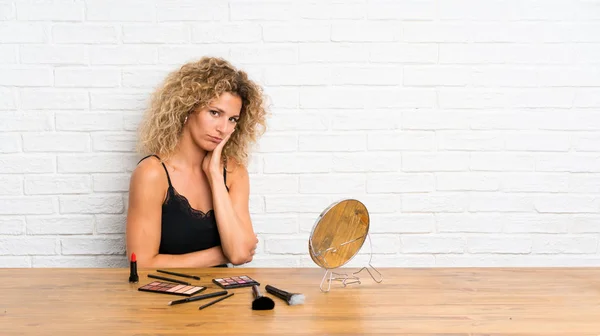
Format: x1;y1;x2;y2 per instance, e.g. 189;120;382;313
208;136;222;143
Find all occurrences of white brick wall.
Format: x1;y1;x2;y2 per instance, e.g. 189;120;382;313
1;0;599;268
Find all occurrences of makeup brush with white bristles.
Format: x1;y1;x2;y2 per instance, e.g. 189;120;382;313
265;285;305;305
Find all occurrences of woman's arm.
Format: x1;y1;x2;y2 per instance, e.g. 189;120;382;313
209;160;257;265
125;159;230;268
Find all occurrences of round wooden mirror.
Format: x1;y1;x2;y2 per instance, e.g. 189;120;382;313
308;199;370;269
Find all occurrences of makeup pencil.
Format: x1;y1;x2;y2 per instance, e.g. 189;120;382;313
157;269;201;280
148;274;190;285
199;293;234;310
168;290;228;306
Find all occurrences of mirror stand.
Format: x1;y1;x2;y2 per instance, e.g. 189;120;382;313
312;232;383;293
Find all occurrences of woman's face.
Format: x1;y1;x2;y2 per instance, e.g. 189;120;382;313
186;92;242;151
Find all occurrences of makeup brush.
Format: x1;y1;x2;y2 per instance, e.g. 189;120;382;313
251;285;274;310
265;285;305;306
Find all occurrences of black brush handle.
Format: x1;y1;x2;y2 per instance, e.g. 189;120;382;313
265;285;290;301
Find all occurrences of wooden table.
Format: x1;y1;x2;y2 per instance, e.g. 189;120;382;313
2;267;600;335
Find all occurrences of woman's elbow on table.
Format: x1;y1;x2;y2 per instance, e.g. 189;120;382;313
227;249;254;266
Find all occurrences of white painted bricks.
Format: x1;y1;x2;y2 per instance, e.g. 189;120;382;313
1;0;599;268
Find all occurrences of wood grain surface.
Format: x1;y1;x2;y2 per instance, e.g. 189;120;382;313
309;199;369;269
1;267;600;335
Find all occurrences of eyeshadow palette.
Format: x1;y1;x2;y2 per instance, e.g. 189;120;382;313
138;281;206;297
212;275;260;289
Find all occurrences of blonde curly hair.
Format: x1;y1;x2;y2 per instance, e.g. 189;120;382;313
137;56;268;166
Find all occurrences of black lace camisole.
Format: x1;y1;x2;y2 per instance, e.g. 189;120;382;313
137;154;228;267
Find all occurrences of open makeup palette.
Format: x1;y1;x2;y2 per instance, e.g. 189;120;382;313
138;281;206;296
212;275;260;289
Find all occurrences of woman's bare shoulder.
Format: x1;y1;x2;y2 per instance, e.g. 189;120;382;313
130;156;169;191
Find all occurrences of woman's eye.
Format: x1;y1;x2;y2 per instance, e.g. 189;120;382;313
210;110;219;116
229;118;239;123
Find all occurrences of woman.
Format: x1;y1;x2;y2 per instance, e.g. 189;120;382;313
126;56;267;268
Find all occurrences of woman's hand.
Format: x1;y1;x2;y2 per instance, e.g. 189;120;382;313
202;131;233;185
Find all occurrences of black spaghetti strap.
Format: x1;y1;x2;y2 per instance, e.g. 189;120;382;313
137;154;155;164
138;154;172;187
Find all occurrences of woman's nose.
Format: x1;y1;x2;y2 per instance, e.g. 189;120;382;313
216;119;230;134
